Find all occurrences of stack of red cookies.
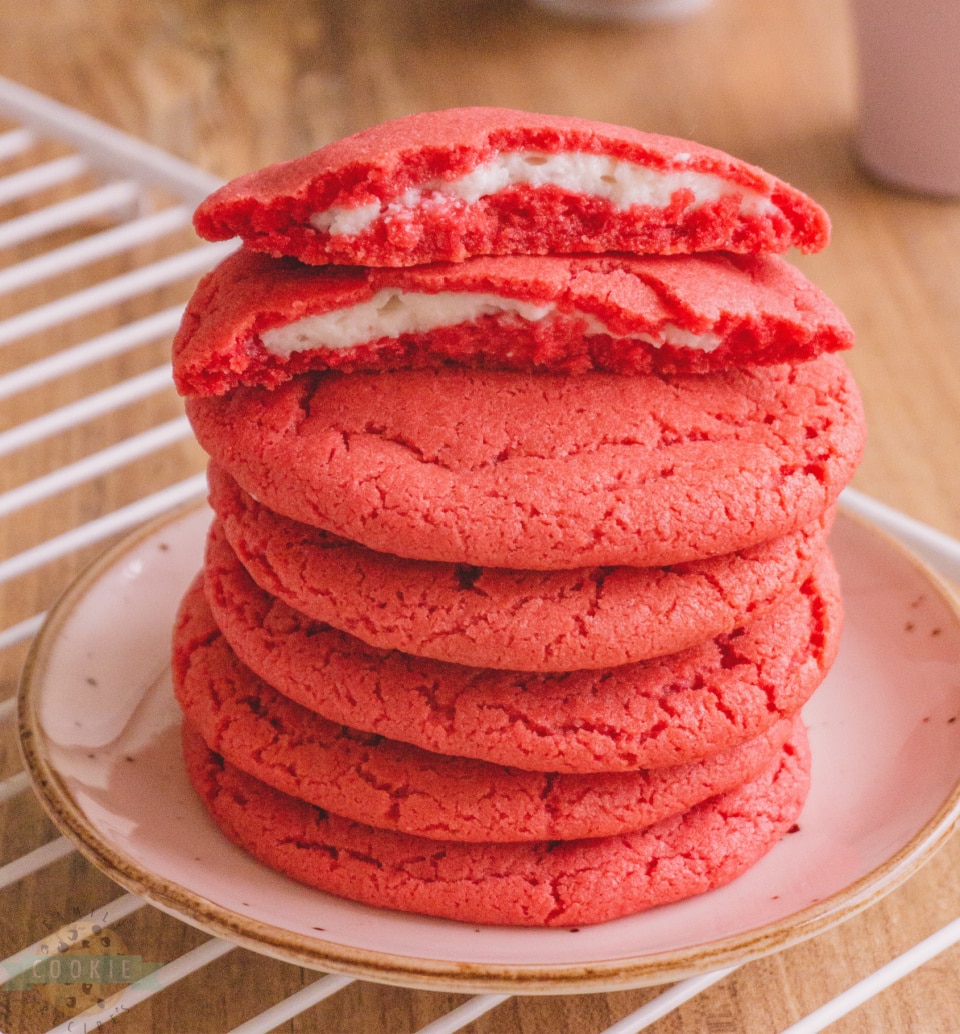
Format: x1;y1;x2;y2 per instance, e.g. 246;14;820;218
171;109;865;927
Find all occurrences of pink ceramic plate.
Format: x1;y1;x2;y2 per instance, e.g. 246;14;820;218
17;502;960;993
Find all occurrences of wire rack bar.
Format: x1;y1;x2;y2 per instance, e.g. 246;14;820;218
0;837;73;892
0;180;141;251
0;309;182;401
225;974;357;1034
0;77;224;204
0;365;175;456
0;613;45;652
781;915;960;1033
0;126;36;160
599;968;740;1033
0;771;30;805
0;203;191;297
0;154;88;206
0;473;207;584
0;241;230;349
412;995;512;1034
0;416;192;517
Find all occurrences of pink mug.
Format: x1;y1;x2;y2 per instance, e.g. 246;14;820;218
852;0;960;196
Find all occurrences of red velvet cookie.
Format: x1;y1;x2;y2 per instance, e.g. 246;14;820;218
174;574;794;842
187;357;864;570
209;465;834;671
192;108;829;267
203;521;842;772
182;718;811;926
171;249;853;396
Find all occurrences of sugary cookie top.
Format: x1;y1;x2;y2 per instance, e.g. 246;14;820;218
193;108;829;265
186;358;865;569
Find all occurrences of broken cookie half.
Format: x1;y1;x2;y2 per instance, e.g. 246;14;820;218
193;107;830;267
172;249;852;396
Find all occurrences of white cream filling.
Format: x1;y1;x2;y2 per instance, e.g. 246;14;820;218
315;199;382;236
309;150;775;237
258;288;722;356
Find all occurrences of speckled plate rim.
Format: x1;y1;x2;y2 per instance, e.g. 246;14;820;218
16;499;960;995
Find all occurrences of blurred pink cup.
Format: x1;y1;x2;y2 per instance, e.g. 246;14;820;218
852;0;960;196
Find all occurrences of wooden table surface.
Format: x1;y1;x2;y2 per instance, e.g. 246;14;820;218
2;0;960;1031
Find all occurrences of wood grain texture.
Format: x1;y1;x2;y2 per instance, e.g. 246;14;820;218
3;0;960;1030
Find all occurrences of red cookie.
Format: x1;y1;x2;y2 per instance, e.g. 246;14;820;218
174;574;794;842
203;521;841;772
209;465;834;671
183;719;811;926
192;107;829;267
187;357;864;570
171;249;853;396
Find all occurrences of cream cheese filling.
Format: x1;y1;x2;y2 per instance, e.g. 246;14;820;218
309;150;775;236
258;288;722;356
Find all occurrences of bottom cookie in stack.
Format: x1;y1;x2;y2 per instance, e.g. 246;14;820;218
181;719;810;928
170;518;841;926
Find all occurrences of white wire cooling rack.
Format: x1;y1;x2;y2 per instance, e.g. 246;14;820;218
2;74;960;1034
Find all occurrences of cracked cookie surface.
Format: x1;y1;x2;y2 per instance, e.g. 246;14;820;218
209;464;834;671
186;356;864;569
174;573;794;841
182;718;811;926
203;521;841;772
